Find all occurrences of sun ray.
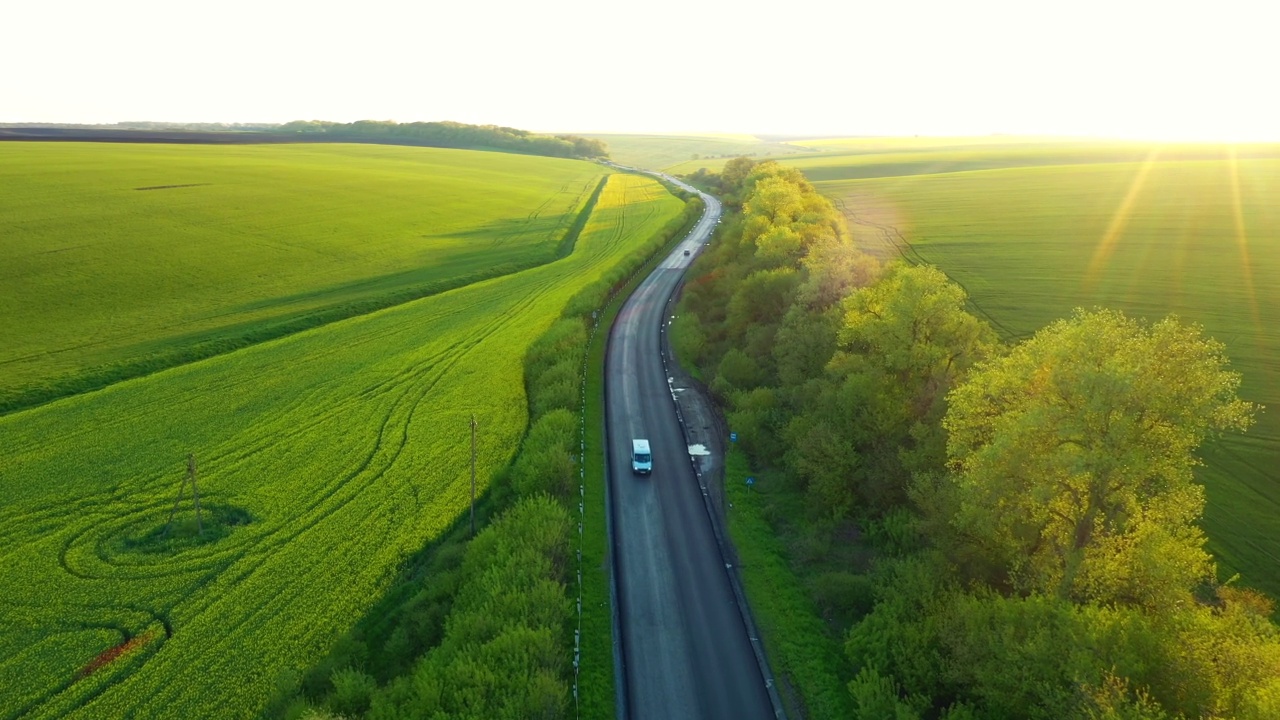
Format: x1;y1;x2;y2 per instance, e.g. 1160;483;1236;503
1227;146;1264;339
1083;148;1162;296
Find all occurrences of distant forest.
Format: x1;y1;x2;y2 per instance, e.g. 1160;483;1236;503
275;120;609;159
0;120;610;160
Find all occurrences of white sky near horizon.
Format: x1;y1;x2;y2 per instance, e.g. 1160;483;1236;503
2;0;1278;141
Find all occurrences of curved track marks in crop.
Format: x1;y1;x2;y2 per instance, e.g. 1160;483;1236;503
0;173;684;719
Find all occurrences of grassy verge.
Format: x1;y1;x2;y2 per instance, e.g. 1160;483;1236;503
722;448;853;719
579;318;616;718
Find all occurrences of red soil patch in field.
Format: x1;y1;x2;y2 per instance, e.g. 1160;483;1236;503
77;630;158;679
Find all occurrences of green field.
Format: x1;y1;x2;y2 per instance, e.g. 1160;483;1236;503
0;171;684;718
583;133;808;170
667;135;1280;176
0;142;605;410
792;142;1280;596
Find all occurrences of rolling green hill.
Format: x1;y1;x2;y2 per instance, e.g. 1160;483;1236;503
0;142;606;411
0;172;685;719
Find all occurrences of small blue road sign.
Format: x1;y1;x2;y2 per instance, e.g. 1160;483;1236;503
730;432;738;443
746;477;755;486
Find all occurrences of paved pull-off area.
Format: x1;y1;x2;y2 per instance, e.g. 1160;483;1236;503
605;174;775;720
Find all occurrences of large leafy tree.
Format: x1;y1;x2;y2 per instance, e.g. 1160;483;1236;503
943;309;1257;607
787;264;997;515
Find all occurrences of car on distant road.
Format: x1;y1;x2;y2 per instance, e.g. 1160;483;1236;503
683;249;691;256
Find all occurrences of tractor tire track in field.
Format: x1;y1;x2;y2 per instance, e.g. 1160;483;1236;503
1;172;680;718
23;293;535;716
4;212;614;575
165;175;644;610
110;181;652;716
130;282;568;709
0;603;172;720
43;185;629;589
57;287;537;582
20;210;587;579
21;262;562;708
163;282;566;653
490;179;583;250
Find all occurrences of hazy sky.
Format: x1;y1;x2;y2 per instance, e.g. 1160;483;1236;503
4;0;1278;140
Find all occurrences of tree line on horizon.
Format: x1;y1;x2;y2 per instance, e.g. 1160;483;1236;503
275;120;609;159
677;158;1279;718
0;120;610;161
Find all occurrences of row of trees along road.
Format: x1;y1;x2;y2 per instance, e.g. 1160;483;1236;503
677;158;1278;718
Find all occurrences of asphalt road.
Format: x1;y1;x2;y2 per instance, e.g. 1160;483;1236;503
605;175;775;720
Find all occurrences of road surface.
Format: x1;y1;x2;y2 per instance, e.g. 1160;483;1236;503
605;174;775;720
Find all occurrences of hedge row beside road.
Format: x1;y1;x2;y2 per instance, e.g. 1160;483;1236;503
281;175;700;720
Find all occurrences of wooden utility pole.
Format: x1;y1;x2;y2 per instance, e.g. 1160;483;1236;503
470;414;477;537
163;453;203;538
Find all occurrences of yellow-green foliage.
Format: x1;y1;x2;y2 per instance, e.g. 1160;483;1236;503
0;142;604;410
0;173;684;719
679;155;1280;718
945;310;1256;607
799;145;1280;596
363;495;573;719
848;568;1280;719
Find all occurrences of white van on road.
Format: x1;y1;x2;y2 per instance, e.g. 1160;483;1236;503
631;439;652;475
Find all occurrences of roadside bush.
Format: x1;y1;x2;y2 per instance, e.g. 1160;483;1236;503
865;508;921;557
525;320;587;384
670;311;707;368
529;360;580;416
365;496;572;719
726;387;785;463
849;667;922;720
810;572;876;626
510;410;577;497
717;348;763;391
329;667;377;717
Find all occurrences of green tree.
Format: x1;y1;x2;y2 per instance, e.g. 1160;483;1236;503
943;309;1257;606
788;264;996;513
719;156;758;196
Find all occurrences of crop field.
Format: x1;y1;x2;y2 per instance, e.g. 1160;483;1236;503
0;172;684;719
0;142;604;409
799;144;1280;596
